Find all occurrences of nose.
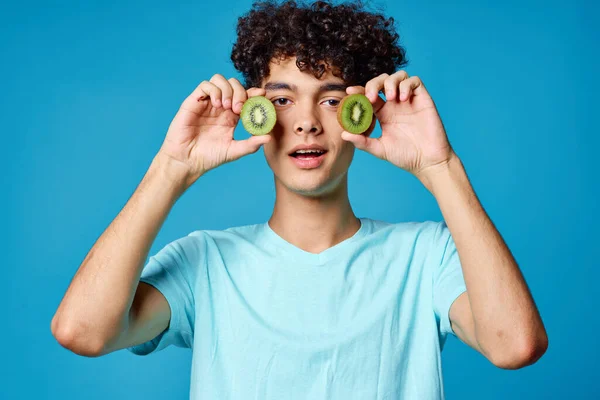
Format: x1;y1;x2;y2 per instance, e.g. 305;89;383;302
293;104;322;135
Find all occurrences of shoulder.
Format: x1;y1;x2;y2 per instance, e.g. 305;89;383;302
146;224;262;272
185;222;266;249
363;217;442;240
360;218;448;261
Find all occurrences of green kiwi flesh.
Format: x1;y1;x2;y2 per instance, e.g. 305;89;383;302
337;94;373;134
240;96;276;136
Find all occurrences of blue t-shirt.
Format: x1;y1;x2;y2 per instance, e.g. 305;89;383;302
128;218;467;400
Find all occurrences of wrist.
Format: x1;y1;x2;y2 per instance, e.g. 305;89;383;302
415;152;465;195
148;152;201;197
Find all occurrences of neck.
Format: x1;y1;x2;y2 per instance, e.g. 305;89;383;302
268;174;361;254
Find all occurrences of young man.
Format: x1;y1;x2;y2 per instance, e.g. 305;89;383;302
51;1;548;398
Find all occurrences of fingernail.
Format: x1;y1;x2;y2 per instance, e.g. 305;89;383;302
223;99;231;109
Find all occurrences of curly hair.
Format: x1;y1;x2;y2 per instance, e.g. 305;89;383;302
231;0;408;88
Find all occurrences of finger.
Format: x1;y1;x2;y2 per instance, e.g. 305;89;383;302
247;87;267;98
399;76;424;102
340;131;385;159
346;85;365;95
346;85;385;113
384;70;409;102
180;81;211;113
364;73;389;103
228;78;248;114
227;134;272;161
199;81;223;108
210;74;234;110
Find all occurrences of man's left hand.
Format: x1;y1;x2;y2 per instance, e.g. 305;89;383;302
341;71;456;179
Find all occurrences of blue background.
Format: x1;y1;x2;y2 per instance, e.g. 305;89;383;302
3;0;598;398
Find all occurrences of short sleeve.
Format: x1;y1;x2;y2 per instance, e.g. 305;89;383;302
127;233;204;356
431;221;467;343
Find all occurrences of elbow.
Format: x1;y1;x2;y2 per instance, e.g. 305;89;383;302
51;314;107;358
490;331;549;370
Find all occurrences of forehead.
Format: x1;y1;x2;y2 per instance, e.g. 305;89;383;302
262;56;345;89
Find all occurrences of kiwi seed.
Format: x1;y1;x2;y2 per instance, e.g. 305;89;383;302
240;96;276;136
337;94;373;134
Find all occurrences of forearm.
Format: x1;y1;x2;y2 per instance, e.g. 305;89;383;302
417;153;547;360
51;152;191;351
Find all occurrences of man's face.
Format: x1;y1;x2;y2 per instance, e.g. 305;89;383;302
261;57;355;197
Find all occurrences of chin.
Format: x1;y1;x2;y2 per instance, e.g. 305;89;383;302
266;150;352;197
280;171;346;198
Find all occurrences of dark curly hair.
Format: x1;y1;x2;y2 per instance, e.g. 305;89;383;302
231;0;408;88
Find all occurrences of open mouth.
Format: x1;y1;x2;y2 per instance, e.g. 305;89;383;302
289;149;328;159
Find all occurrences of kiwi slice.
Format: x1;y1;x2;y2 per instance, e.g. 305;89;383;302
240;96;276;136
337;94;373;134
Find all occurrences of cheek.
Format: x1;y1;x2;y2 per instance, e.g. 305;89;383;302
271;112;292;138
262;139;288;171
330;141;355;169
262;143;278;167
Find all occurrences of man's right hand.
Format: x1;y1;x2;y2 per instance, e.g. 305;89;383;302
157;74;272;186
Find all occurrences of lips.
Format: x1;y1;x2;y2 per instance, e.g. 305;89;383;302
288;144;327;157
289;149;327;158
288;145;328;169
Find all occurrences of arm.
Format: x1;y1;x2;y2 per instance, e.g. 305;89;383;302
341;71;548;370
51;152;190;357
417;153;548;369
51;77;270;357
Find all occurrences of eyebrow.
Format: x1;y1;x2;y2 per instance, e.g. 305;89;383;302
264;81;347;93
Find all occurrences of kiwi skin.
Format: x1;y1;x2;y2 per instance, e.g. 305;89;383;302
240;96;277;136
337;94;374;135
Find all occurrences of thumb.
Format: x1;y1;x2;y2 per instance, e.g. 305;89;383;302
341;131;384;159
227;134;272;161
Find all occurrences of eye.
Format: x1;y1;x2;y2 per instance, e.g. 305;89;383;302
323;99;340;107
273;98;291;106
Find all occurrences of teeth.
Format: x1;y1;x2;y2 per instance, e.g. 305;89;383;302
296;149;324;154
